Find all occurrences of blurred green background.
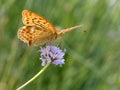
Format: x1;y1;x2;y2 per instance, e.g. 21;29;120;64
0;0;120;90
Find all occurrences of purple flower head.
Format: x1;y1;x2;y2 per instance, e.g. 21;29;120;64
39;46;66;66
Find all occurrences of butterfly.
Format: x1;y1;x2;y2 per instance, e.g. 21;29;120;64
17;10;82;46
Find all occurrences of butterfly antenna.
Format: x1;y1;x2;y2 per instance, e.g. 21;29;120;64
59;24;83;34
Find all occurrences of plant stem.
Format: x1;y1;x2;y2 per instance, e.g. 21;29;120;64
16;63;51;90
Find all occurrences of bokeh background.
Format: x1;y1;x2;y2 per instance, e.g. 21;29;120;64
0;0;120;90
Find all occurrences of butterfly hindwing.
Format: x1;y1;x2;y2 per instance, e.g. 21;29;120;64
18;26;56;46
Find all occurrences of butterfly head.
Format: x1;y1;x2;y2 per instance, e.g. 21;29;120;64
55;30;64;40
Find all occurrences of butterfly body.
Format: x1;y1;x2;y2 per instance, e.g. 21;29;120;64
18;10;82;46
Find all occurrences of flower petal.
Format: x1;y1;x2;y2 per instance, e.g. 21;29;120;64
52;59;65;65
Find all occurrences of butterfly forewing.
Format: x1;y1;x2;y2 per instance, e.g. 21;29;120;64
22;10;56;33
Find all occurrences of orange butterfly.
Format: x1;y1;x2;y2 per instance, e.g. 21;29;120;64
17;10;82;46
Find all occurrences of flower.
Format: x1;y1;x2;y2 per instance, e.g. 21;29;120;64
39;46;66;66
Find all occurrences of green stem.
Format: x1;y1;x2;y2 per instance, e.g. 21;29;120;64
16;63;51;90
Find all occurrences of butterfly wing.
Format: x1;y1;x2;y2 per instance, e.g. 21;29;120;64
22;10;56;33
18;26;57;46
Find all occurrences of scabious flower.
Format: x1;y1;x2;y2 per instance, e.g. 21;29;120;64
39;46;66;66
